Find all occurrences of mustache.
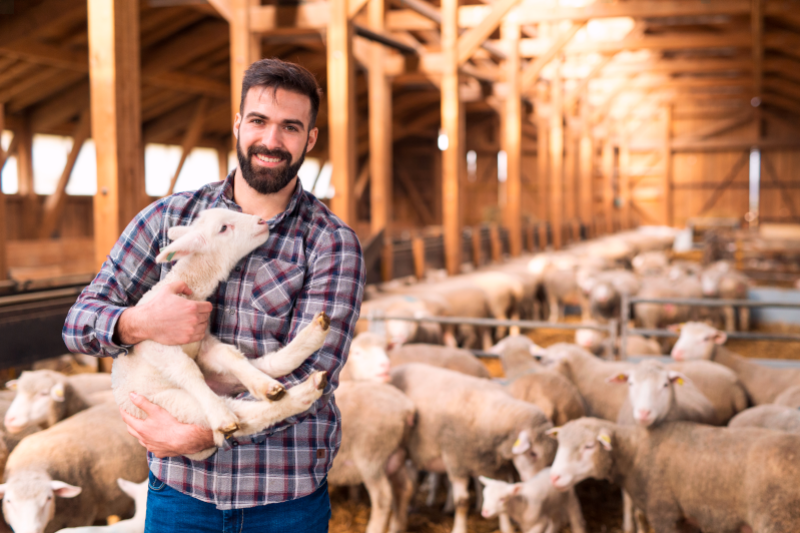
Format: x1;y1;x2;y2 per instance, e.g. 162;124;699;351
248;145;291;162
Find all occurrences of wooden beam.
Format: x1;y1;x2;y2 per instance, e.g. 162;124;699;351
397;169;434;225
39;109;92;239
763;93;800;116
578;96;593;228
441;0;462;274
663;105;674;226
550;62;564;250
411;236;425;279
502;20;522;257
567;53;614;107
457;0;520;67
619;140;631;229
249;2;330;32
328;0;358;225
88;0;146;270
0;105;7;280
355;158;370;200
15;114;39;240
520;21;585;91
218;147;230;180
167;97;209;196
0;0;86;48
674;111;754;144
753;0;764;135
536;112;548;229
601;142;614;233
368;0;392;238
230;0;261;124
208;0;232;21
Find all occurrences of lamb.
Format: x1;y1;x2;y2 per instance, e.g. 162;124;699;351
4;370;112;435
700;261;751;331
549;417;800;533
774;384;800;408
574;325;661;358
389;343;491;379
391;363;556;533
0;403;149;533
577;268;640;321
55;479;146;533
729;404;800;434
488;335;544;380
634;274;701;332
461;271;525;338
534;252;607;322
631;251;669;276
671;321;800;405
329;331;417;533
479;469;586;533
112;208;331;460
357;295;444;347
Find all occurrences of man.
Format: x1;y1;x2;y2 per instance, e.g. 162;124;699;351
63;59;365;531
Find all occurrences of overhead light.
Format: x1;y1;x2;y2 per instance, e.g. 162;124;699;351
437;129;449;151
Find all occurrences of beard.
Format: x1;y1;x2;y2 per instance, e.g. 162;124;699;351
236;136;307;195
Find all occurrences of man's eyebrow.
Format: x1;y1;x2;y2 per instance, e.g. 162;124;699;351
245;112;306;131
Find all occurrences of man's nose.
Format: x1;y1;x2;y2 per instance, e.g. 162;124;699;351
260;125;284;150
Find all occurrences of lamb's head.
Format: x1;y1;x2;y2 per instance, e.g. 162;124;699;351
0;472;81;533
156;209;269;273
478;477;522;518
4;370;68;434
117;478;148;521
670;322;726;361
548;418;615;492
574;323;606;354
384;297;429;348
508;417;557;481
343;332;390;383
607;361;687;427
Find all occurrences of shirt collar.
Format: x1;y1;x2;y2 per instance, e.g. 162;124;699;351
211;171;305;228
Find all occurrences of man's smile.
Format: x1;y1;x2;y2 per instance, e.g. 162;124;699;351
253;153;288;167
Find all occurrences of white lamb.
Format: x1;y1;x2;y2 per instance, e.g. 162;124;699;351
55;479;146;533
112;208;331;460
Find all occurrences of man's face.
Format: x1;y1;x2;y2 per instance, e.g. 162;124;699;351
234;87;318;195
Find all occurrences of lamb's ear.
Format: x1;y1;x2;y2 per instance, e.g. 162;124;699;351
0;484;6;498
51;481;82;498
512;430;531;454
606;372;629;384
156;231;206;263
712;331;728;345
667;371;688;386
167;225;192;241
546;427;561;439
50;383;65;402
529;343;546;357
478;476;497;486
5;379;17;391
597;431;613;451
117;478;138;498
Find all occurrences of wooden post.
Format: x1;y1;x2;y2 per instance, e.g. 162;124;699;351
549;61;564;249
411;236;425;280
601;142;614;233
536;115;548;230
229;0;260;124
167;97;208;196
489;224;502;263
16;114;38;239
663;104;674;226
0;105;6;280
526;222;535;252
502;19;522;257
471;227;482;268
88;0;145;269
327;0;357;226
441;0;462;275
218;147;230;181
619;140;631;229
579;96;594;235
368;0;393;277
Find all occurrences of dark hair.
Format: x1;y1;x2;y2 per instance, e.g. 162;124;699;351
240;59;322;129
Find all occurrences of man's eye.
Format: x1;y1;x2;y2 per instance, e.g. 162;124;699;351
219;225;227;233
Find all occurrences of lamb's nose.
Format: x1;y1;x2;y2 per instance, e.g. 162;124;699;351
550;473;560;486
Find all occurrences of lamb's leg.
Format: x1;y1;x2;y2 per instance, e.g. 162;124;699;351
443;478;454;513
449;475;471;533
442;326;458;348
472;475;483;513
363;474;393;533
566;487;587;533
739;307;750;331
250;312;330;378
197;337;286;401
723;305;736;332
388;461;413;533
424;473;439;507
547;293;560;323
509;309;521;337
139;343;238;437
226;371;327;436
498;513;514;533
147;388;223;460
622;490;635;533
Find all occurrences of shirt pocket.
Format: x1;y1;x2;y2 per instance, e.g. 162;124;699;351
250;259;306;341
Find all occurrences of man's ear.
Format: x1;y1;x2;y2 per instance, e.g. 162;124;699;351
306;127;319;153
233;112;242;139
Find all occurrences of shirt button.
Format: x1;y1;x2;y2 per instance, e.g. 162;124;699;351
235;266;241;272
232;441;239;447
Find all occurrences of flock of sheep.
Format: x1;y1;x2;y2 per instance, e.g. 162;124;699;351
0;225;798;533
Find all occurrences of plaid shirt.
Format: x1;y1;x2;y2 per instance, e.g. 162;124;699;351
62;174;365;510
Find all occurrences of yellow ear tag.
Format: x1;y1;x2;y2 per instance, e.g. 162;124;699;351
598;434;611;445
513;439;522;448
675;377;685;386
54;388;64;399
617;374;627;381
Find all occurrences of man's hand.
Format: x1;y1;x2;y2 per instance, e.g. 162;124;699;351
115;280;213;346
121;392;215;458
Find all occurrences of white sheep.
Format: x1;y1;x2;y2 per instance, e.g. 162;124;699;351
112;208;331;460
55;479;146;533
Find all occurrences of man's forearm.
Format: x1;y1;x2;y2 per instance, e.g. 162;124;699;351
114;307;146;346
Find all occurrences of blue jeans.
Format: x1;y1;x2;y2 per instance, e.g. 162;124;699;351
144;471;331;532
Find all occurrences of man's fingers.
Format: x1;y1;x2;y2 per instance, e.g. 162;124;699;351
128;392;161;416
196;301;213;313
168;279;192;296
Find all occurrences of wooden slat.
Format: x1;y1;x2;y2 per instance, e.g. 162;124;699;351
578;96;593;228
167;97;208;196
230;0;261;123
88;0;146;270
0;0;86;48
502;20;522;257
5;70;86;113
16;114;37;240
456;0;520;67
664;105;674;226
441;0;462;274
619;140;631;229
142;21;230;76
39;109;91;239
601;143;614;233
537;110;549;227
753;0;764;100
328;0;358;225
396;169;434;225
0;105;6;280
550;61;564;249
208;0;232;21
673;111;754;144
368;0;392;237
520;21;585;91
249;2;330;32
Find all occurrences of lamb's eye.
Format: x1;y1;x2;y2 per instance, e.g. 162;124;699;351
219;225;228;233
584;442;596;450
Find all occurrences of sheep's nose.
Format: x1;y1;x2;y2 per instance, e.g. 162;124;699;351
550;473;561;486
257;218;267;225
672;348;684;360
636;409;651;421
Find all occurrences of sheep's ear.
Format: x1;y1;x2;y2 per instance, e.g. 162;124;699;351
50;383;65;402
156;231;206;263
666;323;684;333
478;476;496;486
167;225;192;241
0;484;6;498
667;371;687;386
529;344;545;357
512;430;531;454
117;478;138;498
597;431;613;451
606;372;629;384
546;427;560;439
712;331;728;345
51;481;82;498
5;379;17;391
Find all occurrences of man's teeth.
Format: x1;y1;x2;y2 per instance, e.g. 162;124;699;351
255;154;283;163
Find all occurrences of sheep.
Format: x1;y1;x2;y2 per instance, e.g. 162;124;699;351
0;403;149;533
4;370;112;436
700;261;751;331
574;325;661;358
631;251;669;276
729;405;800;434
671;321;800;405
488;335;544;380
339;332;392;383
391;363;556;533
774;384;800;409
388;344;491;379
55;479;146;533
357;295;443;347
461;271;525;338
479;469;586;533
576;268;640;321
111;208;331;460
634;274;701;333
549;417;800;533
535;252;607;322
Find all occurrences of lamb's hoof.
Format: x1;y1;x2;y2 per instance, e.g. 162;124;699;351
316;312;331;331
267;385;286;401
313;371;328;391
220;423;239;439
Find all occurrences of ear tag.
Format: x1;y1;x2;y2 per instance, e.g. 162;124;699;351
617;374;627;381
53;388;64;399
675;377;685;386
166;251;176;262
598;434;611;446
513;439;522;448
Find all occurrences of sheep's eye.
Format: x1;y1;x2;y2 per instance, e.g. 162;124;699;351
584;443;596;450
39;391;50;396
46;495;52;501
663;382;669;388
219;225;228;233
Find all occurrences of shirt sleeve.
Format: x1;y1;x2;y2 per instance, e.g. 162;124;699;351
62;201;165;358
237;226;365;441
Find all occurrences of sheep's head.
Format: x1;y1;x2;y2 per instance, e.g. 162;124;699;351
478;477;522;518
607;361;687;427
345;332;390;383
0;473;81;533
509;420;557;482
548;418;614;491
156;209;269;270
4;370;68;434
669;322;726;361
